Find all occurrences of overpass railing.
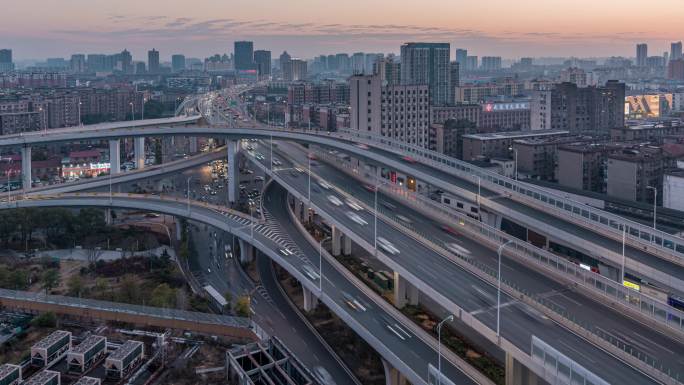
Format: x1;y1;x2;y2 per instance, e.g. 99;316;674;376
329;128;684;267
311;149;684;336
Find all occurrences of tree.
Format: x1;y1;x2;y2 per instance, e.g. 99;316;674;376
118;275;141;304
235;295;251;317
67;275;85;297
223;291;233;313
41;269;60;295
149;283;176;308
32;312;57;328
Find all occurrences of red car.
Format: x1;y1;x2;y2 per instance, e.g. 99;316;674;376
363;184;377;192
440;225;459;236
402;156;417;163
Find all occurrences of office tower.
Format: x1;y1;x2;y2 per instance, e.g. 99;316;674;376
70;54;86;73
171;54;186;72
254;50;271;77
520;57;533;67
135;62;146;74
365;53;382;74
0;49;12;71
481;56;502;71
326;54;337;70
234;41;254;71
455;49;467;64
672;42;683;61
147;48;159;73
668;59;684;80
279;51;291;74
400;42;451;106
350;73;430;148
636;43;648;66
465;56;478;71
449;61;460;104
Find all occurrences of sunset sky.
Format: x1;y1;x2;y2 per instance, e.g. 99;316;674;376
2;0;683;60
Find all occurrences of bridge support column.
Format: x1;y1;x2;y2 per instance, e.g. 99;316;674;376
227;140;239;204
343;235;352;256
109;139;121;174
189;137;198;154
21;146;31;191
238;239;254;264
104;209;113;225
302;286;319;312
393;272;419;308
134;137;145;170
295;199;304;221
331;226;342;256
382;359;408;385
175;220;182;241
505;352;540;385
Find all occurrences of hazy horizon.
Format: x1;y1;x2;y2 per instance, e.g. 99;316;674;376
2;0;683;61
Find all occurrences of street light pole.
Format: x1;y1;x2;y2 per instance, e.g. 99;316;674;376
647;186;657;230
307;155;311;202
129;102;134;121
374;178;378;252
437;314;454;385
186;176;193;214
78;100;82;126
497;239;514;339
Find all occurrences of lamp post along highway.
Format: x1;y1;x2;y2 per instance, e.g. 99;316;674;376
186;176;193;214
497;240;514;340
437;314;454;385
0;157;12;203
319;236;330;292
307;154;311;202
647;186;657;230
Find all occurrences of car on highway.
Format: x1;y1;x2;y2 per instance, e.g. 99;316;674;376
355;143;370;150
345;198;363;211
254;176;265;182
342;292;367;312
380;200;396;210
279;248;294;257
327;195;343;206
318;180;332;190
401;155;417;163
302;265;320;281
345;211;368;226
440;225;460;236
395;214;412;224
376;237;400;255
445;242;471;256
362;184;377;192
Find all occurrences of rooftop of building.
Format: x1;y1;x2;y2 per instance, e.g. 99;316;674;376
72;376;101;385
70;335;105;355
108;340;143;361
24;370;59;385
607;146;663;161
33;330;70;350
462;129;569;140
558;142;622;153
0;364;19;378
514;135;593;146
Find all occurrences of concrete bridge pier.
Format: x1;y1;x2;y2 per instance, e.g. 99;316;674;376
382;359;408;385
238;239;254;264
175;220;182;241
343;234;352;256
109;139;121;174
134;137;145;170
227;140;239;204
506;353;541;385
393;272;419;308
189;137;198;154
302;286;319;312
21;146;31;191
331;226;342;256
104;209;113;225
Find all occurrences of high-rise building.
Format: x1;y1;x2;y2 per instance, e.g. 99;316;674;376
351;52;365;74
365;53;382;74
135;62;146;74
86;54;107;72
148;49;159;73
0;49;13;72
326;54;338;70
171;54;185;72
668;59;684;80
449;61;460;104
480;56;502;71
672;41;683;61
254;50;272;77
455;49;467;64
400;42;451;106
531;81;625;134
374;56;401;85
350;74;430;148
636;43;648;66
70;54;86;73
465;56;478;71
289;59;307;81
234;41;254;71
279;51;291;75
119;49;133;73
336;53;350;73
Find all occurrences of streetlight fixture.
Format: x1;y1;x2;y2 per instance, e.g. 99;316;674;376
373;175;388;252
437;314;454;385
78;100;82;126
647;186;657;230
497;240;514;340
129;102;134;121
0;157;12;203
307;154;312;202
319;236;331;292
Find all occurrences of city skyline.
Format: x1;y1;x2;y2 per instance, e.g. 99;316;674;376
2;0;684;60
